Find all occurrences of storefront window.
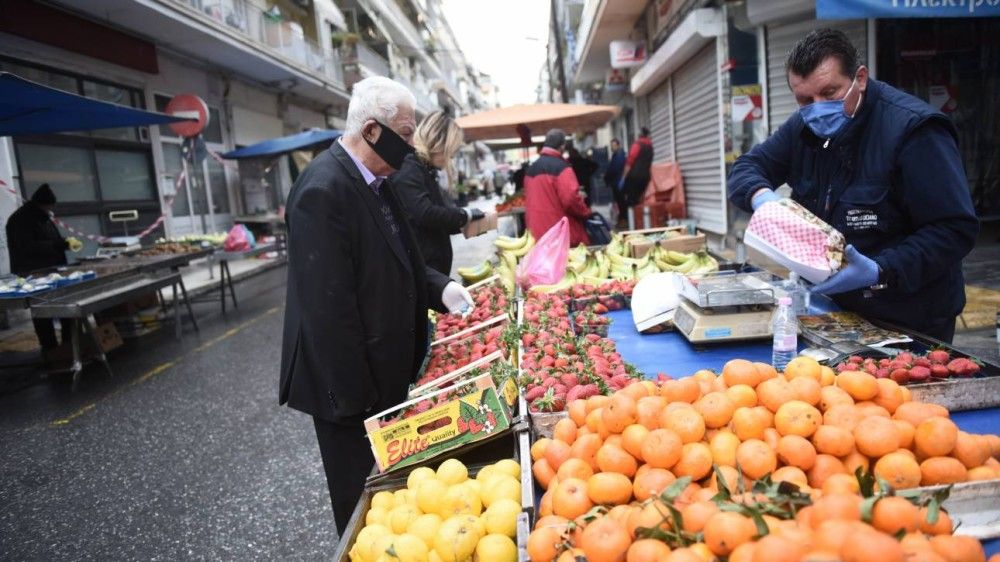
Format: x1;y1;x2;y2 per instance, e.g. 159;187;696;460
162;143;191;216
17;143;98;202
207;158;230;214
96;150;156;201
83;80;140;141
877;18;1000;216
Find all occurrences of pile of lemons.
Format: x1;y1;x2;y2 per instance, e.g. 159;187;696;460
349;458;522;562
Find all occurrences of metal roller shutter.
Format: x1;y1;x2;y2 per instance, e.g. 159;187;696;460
672;43;725;234
766;19;867;134
647;79;673;162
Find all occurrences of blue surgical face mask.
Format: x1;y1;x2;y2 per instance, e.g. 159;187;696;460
799;77;860;141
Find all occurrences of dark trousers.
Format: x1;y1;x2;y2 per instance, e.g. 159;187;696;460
922;317;957;344
313;416;375;535
34;318;72;349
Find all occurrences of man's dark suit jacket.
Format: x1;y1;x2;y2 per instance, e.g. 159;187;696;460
280;140;451;423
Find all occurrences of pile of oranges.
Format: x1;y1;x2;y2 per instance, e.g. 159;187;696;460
525;357;1000;562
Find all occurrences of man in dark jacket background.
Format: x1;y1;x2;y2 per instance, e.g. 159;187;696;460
728;29;978;342
524;129;591;246
619;128;653;227
6;184;76;350
604;138;626;226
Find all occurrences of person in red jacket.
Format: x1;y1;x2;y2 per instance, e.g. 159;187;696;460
617;127;654;227
524;129;592;246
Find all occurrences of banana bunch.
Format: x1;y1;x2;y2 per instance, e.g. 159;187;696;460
605;232;626;257
493;231;535;257
528;270;578;294
568;243;589;265
653;249;719;275
493;255;517;295
456;260;494;284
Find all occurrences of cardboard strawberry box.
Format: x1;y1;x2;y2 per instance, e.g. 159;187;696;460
365;374;513;473
410;349;519;412
624;226;707;258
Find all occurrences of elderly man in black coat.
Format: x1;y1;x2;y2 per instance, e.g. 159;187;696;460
279;76;474;534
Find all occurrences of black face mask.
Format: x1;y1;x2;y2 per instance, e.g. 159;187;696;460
364;120;414;171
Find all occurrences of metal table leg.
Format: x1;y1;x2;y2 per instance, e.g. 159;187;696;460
173;283;181;339
82;314;112;376
69;319;82;390
177;276;198;332
223;260;238;310
219;259;227;314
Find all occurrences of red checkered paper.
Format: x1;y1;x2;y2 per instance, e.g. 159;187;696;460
747;199;845;273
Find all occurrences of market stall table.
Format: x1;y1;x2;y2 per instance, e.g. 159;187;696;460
191;243;279;314
233;214;287;255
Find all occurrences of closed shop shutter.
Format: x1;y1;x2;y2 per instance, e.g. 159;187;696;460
672;43;725;234
647;78;673;162
766;19;867;134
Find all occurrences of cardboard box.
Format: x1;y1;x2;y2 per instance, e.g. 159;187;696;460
624;226;707;258
410;350;519;413
463;212;498;238
365;374;513;472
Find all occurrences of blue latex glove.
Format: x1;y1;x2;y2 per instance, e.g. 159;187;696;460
616;176;625;190
750;188;780;211
810;245;879;295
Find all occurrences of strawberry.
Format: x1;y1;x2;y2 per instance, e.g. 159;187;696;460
524;386;546;401
610;374;631;388
927;349;951;364
913;357;932;368
890;369;910;384
908;366;931;382
875;367;890;379
930;364;950;378
560;373;579;388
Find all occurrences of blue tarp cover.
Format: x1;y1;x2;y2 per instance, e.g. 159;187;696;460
0;72;192;136
221;129;342;160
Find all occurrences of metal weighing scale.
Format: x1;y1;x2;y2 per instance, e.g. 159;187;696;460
94;210;142;258
672;271;780;344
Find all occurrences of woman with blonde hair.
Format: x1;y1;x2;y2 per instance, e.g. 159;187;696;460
393;111;484;275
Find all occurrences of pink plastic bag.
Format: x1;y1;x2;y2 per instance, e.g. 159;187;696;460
516;217;570;289
224;224;252;252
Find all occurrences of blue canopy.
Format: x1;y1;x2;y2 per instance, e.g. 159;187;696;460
221;128;342;160
0;72;193;136
817;0;1000;18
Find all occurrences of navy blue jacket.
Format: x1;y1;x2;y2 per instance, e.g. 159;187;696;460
604;148;626;190
728;79;978;339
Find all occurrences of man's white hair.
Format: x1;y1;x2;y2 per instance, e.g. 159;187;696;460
344;77;416;136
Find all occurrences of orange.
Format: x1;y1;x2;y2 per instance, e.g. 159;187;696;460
568;399;588;427
695;392;736;429
856;401;892;419
918;507;953;535
570;433;603;473
824;404;865;431
819;386;855;411
596;443;639;478
731;542;758;562
626;539;672;562
552;477;594;519
723;359;761;387
762;427;781;451
641;428;683;470
841;449;870;475
871;496;919;535
526;525;562;562
660;407;706;444
821;472;860;495
873;378;905;414
703;511;757;556
538;489;553;516
622;380;653;401
710;465;742;492
773;466;809;487
774;400;823;437
586;408;604;433
814;519;862;553
920;456;968;486
556;547;586;562
929;535;987;562
820;365;836;386
726;384;758;409
812;425;855;457
755;362;780;382
790;376;823;406
621;424;650;461
587;472;633;506
874;452;922;489
894;419;916;450
914;417;959;458
545;439;573;471
812;492;862;524
531;437;551;461
952;432;991;469
731;406;772;441
785;355;822;381
757;377;799;413
586;395;612;413
603;394;638;435
807;454;848;488
967;466;998;481
665;548;707;562
854;416;902;458
777;434;817;470
579;515;632;562
837;371;879;401
553;417;578;445
672;442;713;480
635;396;665;430
840;529;904;562
633;467;676;502
681;500;720;533
533;458;556;489
709;430;741;467
751;532;805;562
893;401;949;427
661;377;702;404
736;439;777;480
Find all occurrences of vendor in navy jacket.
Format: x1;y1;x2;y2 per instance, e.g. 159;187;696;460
728;29;978;343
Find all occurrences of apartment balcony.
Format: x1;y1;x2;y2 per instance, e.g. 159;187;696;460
572;0;648;86
51;0;349;104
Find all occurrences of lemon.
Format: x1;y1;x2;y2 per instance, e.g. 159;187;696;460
480;475;520;508
492;459;521;480
384;533;428;562
366;506;389;527
355;524;391;562
433;516;480;562
372;491;396;511
401;489;418;508
475;465;496;483
370;533;397;562
436;458;468;486
427;551;444;562
441;483;482;517
389;504;421;534
475;534;517;562
464;479;482;497
416;478;448;516
458;513;486;539
407;513;442;548
407;466;437;490
393;489;412;507
481;498;520;538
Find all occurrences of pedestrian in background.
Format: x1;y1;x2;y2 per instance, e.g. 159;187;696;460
604;138;626;226
393;111;486;276
524;129;591;246
567;142;598;205
279;77;474;535
619;127;654;228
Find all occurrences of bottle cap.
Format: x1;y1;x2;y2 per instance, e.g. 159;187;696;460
778;297;792;306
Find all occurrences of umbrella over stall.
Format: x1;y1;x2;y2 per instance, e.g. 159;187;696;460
454;103;620;142
0;72;194;136
220;128;342;160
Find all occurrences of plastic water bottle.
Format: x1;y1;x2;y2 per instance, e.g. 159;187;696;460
772;296;798;372
783;272;810;316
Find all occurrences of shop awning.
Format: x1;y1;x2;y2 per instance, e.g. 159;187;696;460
0;72;193;136
817;0;1000;18
221;129;342;160
455;103;620;142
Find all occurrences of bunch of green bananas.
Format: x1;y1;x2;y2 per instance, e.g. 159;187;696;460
528;270;578;294
456;260;494;284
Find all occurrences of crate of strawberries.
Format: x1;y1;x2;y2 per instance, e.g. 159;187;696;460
570;308;611;337
410;349;521;413
433;283;511;340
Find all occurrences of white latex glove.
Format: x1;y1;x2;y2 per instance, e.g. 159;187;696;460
441;281;474;316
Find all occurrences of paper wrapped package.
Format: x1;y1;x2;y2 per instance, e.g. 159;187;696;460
744;199;845;284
